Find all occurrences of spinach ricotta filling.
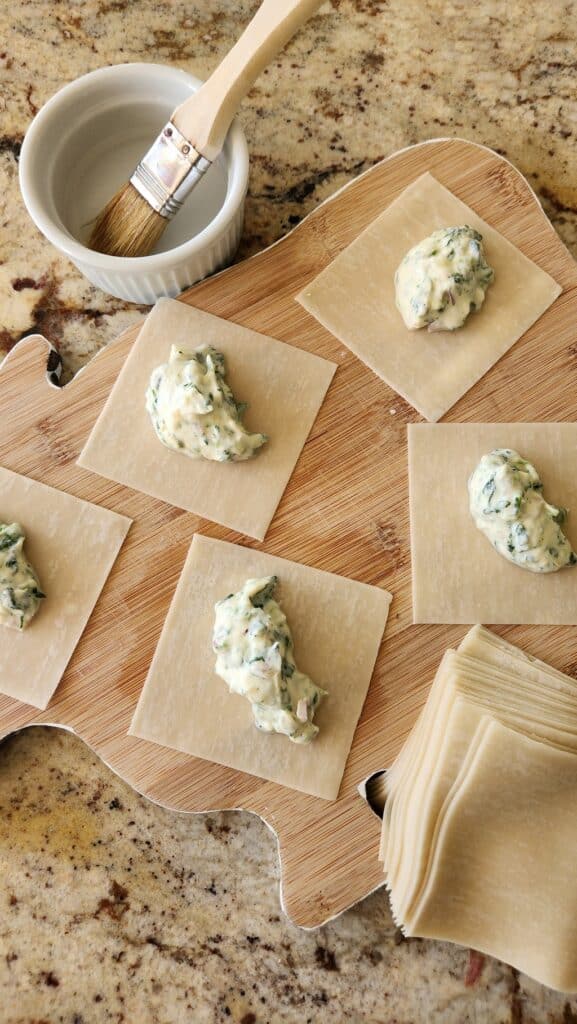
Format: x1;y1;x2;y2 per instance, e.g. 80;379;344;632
395;225;495;331
0;522;45;630
146;344;267;462
212;576;326;743
468;449;577;574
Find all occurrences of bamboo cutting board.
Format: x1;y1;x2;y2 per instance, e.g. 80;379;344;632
2;138;577;928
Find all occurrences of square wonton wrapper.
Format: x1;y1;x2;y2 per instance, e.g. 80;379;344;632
78;298;336;541
129;535;392;800
297;172;561;422
408;719;577;993
0;466;131;709
409;423;577;624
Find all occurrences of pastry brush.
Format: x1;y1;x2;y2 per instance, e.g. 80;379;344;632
89;0;323;258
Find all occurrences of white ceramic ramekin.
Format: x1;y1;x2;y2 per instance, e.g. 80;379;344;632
19;63;249;304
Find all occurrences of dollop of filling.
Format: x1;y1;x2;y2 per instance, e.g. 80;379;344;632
146;344;267;462
468;449;577;573
0;522;45;630
395;225;495;331
212;576;326;743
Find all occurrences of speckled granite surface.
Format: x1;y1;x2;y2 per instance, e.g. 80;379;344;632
1;1;577;1021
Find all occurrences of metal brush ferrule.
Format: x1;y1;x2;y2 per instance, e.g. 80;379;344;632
130;121;212;220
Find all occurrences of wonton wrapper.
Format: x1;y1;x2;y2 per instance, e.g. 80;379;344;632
129;535;392;800
385;645;577;922
0;466;131;709
297;173;561;422
409;719;577;992
78;298;336;541
380;627;577;991
380;626;577;863
409;423;577;624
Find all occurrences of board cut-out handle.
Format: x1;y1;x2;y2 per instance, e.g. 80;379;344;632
0;334;63;390
172;0;323;161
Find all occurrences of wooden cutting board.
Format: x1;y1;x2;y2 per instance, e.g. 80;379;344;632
2;138;577;929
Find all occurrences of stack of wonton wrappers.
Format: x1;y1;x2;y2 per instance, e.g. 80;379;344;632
378;625;577;992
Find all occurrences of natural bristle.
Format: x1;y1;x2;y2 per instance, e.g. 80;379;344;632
88;183;167;258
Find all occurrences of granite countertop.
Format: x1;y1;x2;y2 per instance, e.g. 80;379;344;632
1;1;577;1021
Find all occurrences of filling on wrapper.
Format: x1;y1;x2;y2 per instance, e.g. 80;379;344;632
146;344;267;462
468;448;577;573
395;225;494;332
213;575;326;743
0;522;45;630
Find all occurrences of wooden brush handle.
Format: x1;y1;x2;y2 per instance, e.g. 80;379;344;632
172;0;323;161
